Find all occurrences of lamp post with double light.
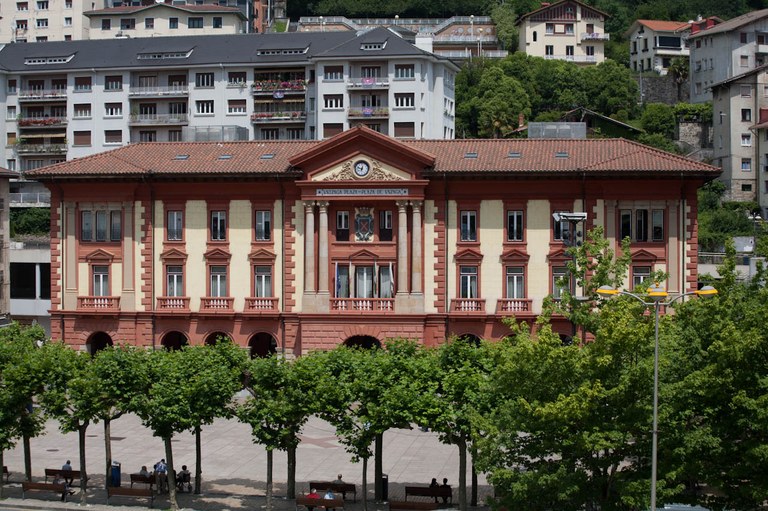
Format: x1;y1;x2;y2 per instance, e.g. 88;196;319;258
596;283;718;511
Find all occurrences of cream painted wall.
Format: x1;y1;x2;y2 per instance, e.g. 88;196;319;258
526;200;551;314
135;201;145;312
230;200;251;308
186;200;207;310
113;265;123;301
480;200;504;313
153;201;164;305
423;200;438;314
293;200;305;311
78;262;88;296
446;200;457;301
273;200;283;307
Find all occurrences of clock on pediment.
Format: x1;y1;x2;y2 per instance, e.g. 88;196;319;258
353;160;370;178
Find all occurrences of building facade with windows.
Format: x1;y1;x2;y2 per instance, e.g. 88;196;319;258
0;29;457;174
26;127;718;354
516;0;609;65
0;0;88;43
625;20;690;75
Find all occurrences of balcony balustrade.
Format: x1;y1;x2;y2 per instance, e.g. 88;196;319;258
78;296;120;311
495;298;533;314
450;298;486;312
331;298;395;312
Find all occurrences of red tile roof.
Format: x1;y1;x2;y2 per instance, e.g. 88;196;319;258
636;19;690;32
26;137;719;180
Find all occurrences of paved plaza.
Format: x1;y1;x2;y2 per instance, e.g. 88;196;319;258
0;411;491;511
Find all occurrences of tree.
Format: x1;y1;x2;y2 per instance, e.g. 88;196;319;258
641;103;676;138
490;3;518;52
667;57;689;101
697;181;757;252
9;208;51;236
637;133;680;154
582;60;639;118
476;67;530;138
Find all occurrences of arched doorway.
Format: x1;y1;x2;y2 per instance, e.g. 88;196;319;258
161;331;188;351
249;332;277;358
457;333;481;346
343;335;381;349
559;333;574;346
204;331;231;345
87;331;113;356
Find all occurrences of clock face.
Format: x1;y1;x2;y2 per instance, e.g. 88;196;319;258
354;160;370;177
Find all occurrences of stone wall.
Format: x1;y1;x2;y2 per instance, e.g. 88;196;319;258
637;74;690;105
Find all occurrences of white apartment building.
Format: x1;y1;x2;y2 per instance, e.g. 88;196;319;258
516;0;609;65
711;66;768;213
0;0;89;43
689;9;768;103
0;29;458;173
625;19;690;75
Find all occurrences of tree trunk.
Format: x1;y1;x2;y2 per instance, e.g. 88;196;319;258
266;449;274;511
23;433;31;482
0;449;5;499
287;445;296;499
470;453;478;507
458;437;467;511
374;433;383;501
195;425;202;494
362;456;368;511
165;436;178;511
104;419;112;489
78;422;89;505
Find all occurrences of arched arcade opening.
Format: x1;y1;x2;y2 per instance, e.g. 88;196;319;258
161;331;188;351
86;331;113;356
343;335;381;349
204;331;231;346
249;332;277;358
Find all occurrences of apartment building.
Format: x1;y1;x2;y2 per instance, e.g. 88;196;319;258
0;0;89;43
516;0;609;65
626;20;690;75
25;127;718;352
0;169;15;323
0;29;458;174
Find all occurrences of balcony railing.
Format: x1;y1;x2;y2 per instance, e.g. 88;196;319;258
16;143;67;154
347;107;389;119
331;298;395;312
496;298;533;314
544;54;598;63
129;113;189;125
450;298;486;312
157;297;190;311
250;111;307;123
9;192;51;206
78;296;120;311
18;117;68;127
581;32;610;41
347;77;390;89
245;297;279;312
252;79;307;94
200;297;234;311
128;85;189;96
18;89;68;100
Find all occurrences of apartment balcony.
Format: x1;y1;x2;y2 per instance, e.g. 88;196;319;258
544;55;598;63
347;107;389;119
244;297;279;313
252;80;307;95
757;44;768;54
581;32;610;41
450;298;486;313
433;49;509;59
17;117;68;128
18;89;68;102
77;296;120;312
156;296;190;312
495;298;533;314
128;85;189;97
199;297;234;313
9;192;51;207
250;111;307;123
347;77;390;89
16;143;67;155
128;113;189;125
331;298;395;313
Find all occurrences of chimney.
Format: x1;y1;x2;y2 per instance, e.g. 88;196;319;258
541;2;550;6
690;24;700;34
518;112;525;127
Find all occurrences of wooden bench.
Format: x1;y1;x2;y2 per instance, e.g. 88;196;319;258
44;468;82;483
296;496;345;511
390;501;440;511
2;465;9;483
129;473;155;489
107;486;154;507
309;481;357;502
22;481;68;501
404;486;452;503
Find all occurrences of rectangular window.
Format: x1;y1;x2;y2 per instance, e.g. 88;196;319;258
323;123;343;138
394;122;414;138
545;45;554;56
337;211;350;241
169;130;183;142
742;133;752;146
566;46;574;57
211;210;226;241
620;209;632;240
652;210;664;242
632;266;652;289
167;265;183;297
394;64;415;79
169;17;178;29
546;23;554;34
635;209;648;242
379;210;393;241
167;210;183;240
741;85;752;97
196;100;214;114
324;95;343;109
379;265;393;298
740;32;748;43
139;130;156;142
145;17;154;29
81;211;93;241
73;130;91;146
210;266;227;297
336;265;349;298
460;266;478;299
104;130;122;144
324;65;343;80
6;106;16;121
228;99;246;113
105;75;122;90
287;128;305;140
552;267;568;299
394;93;415;108
260;128;279;140
255;210;271;241
507;210;523;241
104;102;122;117
188;17;203;28
36;18;48;28
742;108;752;122
742;158;752;171
95;210;108;241
254;266;272;297
7;80;17;94
110;211;121;241
64;17;72;26
74;76;92;91
506;267;524;299
228;71;246;85
93;265;109;297
120;18;135;30
460;210;477;242
356;266;374;299
213;16;223;28
741;55;749;67
585;45;595;56
17;2;28;10
101;19;111;30
195;72;214;88
36;0;48;8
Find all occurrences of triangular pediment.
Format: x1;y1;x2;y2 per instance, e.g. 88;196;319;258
547;248;571;261
314;157;410;182
159;247;188;261
248;248;276;262
500;248;530;263
455;247;484;263
85;248;114;262
203;247;232;261
631;248;659;262
348;248;380;261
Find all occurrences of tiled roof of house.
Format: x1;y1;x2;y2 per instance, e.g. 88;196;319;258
689;8;768;38
26;135;720;180
635;20;690;32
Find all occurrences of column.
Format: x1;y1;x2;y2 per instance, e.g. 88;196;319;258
317;201;329;293
396;200;409;294
410;201;423;294
304;201;316;293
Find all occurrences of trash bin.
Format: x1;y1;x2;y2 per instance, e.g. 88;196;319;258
381;474;388;502
111;461;121;487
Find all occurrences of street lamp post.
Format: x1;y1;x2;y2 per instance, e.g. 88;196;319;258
478;28;484;57
596;284;718;511
553;212;588;338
